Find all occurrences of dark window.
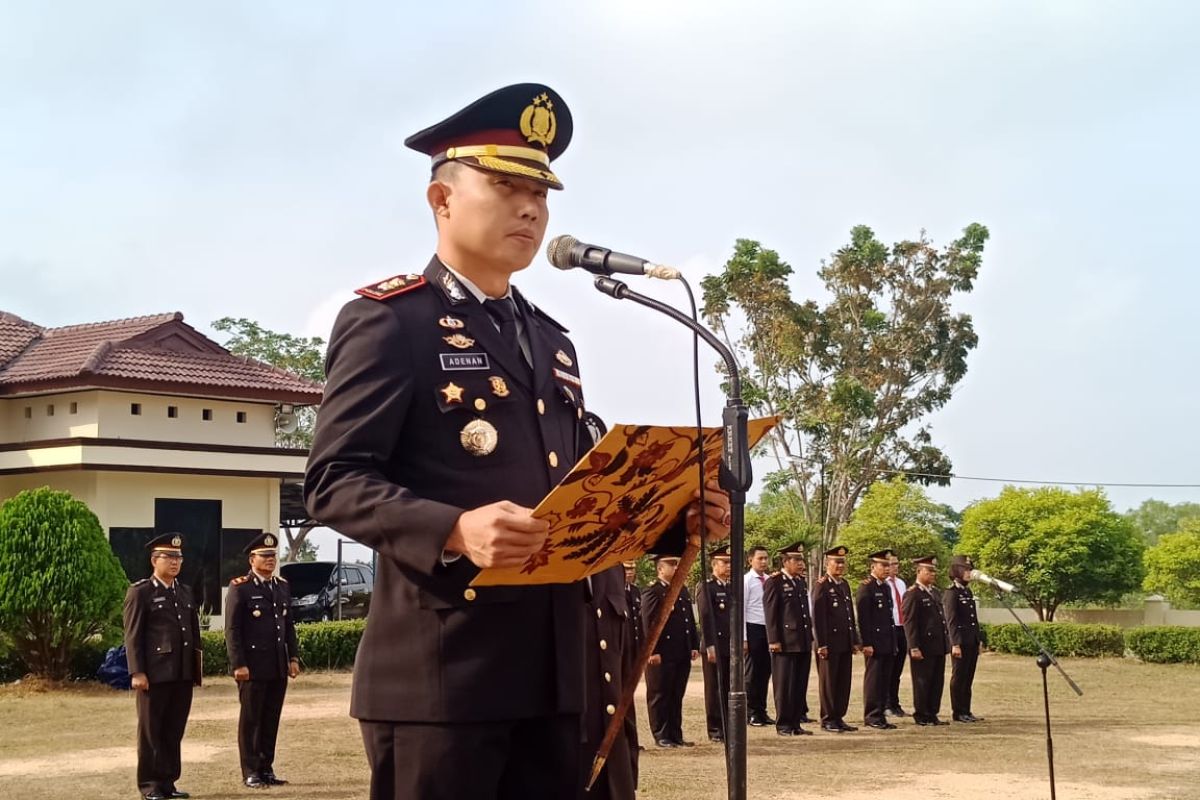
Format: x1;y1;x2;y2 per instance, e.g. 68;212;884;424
23;406;31;419
220;529;261;586
202;409;213;421
131;403;141;415
46;404;54;417
69;402;78;414
236;411;247;423
154;499;222;614
167;406;178;419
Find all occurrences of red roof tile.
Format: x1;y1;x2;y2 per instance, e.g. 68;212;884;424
0;311;323;403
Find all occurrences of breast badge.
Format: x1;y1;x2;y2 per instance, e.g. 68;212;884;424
488;376;510;397
438;316;465;330
444;334;476;349
460;419;499;456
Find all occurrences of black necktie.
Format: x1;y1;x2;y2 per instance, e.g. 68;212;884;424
484;298;527;366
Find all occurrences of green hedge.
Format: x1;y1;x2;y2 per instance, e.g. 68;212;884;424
1126;627;1200;664
982;622;1124;658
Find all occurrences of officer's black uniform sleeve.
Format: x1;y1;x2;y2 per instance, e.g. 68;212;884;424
284;587;300;661
684;586;700;651
943;588;961;647
763;577;782;647
811;581;829;648
855;582;872;644
123;584;146;676
304;299;465;576
641;586;663;656
696;583;716;649
902;590;921;651
225;583;246;671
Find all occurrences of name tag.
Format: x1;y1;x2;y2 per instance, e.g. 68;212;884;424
440;352;490;371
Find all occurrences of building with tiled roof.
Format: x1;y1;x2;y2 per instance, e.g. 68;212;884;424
0;310;324;620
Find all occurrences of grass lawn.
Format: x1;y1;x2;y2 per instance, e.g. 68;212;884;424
1;653;1197;799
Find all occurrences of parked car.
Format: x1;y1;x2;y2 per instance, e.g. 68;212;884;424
279;561;374;623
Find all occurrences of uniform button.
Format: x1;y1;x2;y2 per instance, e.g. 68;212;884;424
606;704;616;715
604;672;612;683
548;451;558;468
474;398;487;411
578;408;584;419
464;588;477;602
537;398;546;415
596;608;602;619
599;639;608;650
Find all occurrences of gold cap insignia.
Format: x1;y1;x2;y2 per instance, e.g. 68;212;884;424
555;350;573;367
252;609;261;618
438;316;465;330
443;334;476;349
460;418;499;456
171;535;182;547
440;382;465;404
264;534;275;547
488;376;510;397
519;92;557;147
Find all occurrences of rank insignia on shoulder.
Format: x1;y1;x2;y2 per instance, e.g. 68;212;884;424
356;273;427;300
230;575;250;586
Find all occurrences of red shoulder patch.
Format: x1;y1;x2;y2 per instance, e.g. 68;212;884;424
356;273;428;301
230;575;250;586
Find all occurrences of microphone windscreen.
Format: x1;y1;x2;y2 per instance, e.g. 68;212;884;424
546;234;578;270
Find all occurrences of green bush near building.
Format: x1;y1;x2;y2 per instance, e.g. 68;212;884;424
982;622;1125;658
1126;627;1200;664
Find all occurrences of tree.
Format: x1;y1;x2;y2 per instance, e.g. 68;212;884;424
958;487;1145;621
210;317;325;449
1125;499;1200;546
836;478;953;585
701;224;988;555
0;488;129;680
285;536;319;562
1142;520;1200;608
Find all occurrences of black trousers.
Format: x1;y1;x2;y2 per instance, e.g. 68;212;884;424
238;678;288;778
888;626;908;710
770;651;811;731
911;653;946;723
135;680;193;797
646;658;690;743
359;714;579;800
816;650;852;725
701;645;730;737
862;650;894;725
950;641;980;716
745;623;771;718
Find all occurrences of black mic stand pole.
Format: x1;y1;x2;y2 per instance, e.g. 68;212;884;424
593;276;751;800
992;588;1083;800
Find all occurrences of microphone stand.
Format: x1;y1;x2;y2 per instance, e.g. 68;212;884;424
991;587;1083;800
594;276;751;800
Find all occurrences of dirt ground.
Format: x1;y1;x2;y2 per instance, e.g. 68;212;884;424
1;653;1197;799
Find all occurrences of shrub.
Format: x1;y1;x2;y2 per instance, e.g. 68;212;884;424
1126;627;1200;664
197;619;365;677
0;488;130;680
984;622;1124;658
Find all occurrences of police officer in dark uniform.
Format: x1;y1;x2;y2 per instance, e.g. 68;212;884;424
903;555;951;726
225;532;301;788
856;549;897;730
304;83;732;800
811;545;860;732
642;554;701;748
623;560;643;651
123;533;201;800
945;555;984;723
763;541;814;736
695;545;733;742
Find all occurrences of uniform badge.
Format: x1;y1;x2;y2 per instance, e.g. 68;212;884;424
252;609;262;618
488;376;510;397
264;534;275;547
438;316;465;330
171;535;182;547
460;419;499;456
443;334;476;349
440;382;465;404
440;270;468;304
520;92;557;147
356;273;427;301
555;349;573;367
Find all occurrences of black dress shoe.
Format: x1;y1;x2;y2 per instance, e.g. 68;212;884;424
777;727;797;736
837;722;858;732
655;738;677;748
244;775;268;788
866;721;896;730
675;740;695;747
797;715;814;724
262;773;288;785
144;793;167;800
794;726;813;736
168;791;191;799
748;717;768;727
821;722;844;733
709;734;725;743
761;715;777;725
931;719;950;726
886;706;909;717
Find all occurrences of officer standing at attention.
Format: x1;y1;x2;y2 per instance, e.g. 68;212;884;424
623;560;643;651
642;554;701;748
695;545;733;742
884;553;910;718
225;532;301;788
123;533;201;800
903;556;951;726
742;545;774;727
856;549;898;730
303;83;732;800
945;555;984;723
763;542;815;737
811;545;860;733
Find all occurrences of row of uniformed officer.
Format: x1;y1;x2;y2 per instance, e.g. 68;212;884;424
763;541;814;736
642;554;700;748
694;546;733;742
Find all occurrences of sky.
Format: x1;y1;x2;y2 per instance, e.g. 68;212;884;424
3;1;1199;559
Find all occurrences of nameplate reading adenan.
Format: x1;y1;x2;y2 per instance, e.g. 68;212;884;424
440;353;490;371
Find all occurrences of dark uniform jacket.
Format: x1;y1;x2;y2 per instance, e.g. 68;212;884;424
695;578;732;654
763;572;813;653
304;257;591;723
225;572;300;680
856;578;897;655
625;581;644;650
584;565;639;793
943;581;980;647
811;577;860;653
903;584;950;656
642;580;700;662
123;577;201;684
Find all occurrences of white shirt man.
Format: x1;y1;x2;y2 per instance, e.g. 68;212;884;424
885;560;909;716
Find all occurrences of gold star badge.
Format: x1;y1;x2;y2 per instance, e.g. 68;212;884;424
443;334;476;349
440;382;465;404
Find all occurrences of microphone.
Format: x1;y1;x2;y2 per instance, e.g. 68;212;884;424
968;570;1017;593
546;234;681;280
